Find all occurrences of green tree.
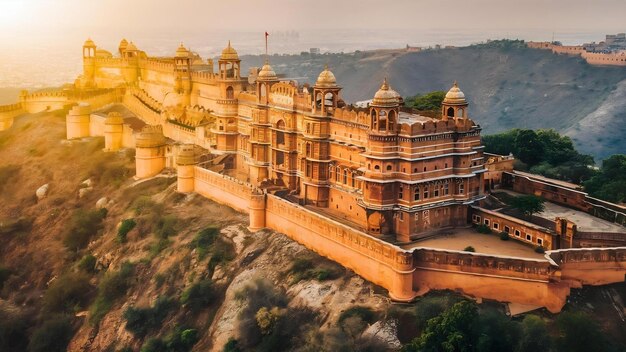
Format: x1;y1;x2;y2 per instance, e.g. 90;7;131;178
514;130;543;166
515;315;551;352
510;195;545;218
406;91;446;111
27;316;74;352
584;154;626;203
555;311;607;352
403;300;479;352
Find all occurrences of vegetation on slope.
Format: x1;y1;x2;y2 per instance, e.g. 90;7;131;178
482;128;595;183
483;127;626;203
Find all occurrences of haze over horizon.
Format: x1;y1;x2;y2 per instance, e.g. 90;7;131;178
0;0;624;89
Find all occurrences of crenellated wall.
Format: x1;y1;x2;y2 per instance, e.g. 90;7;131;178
183;166;626;312
0;103;25;131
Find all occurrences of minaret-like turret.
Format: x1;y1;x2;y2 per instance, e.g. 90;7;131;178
441;81;468;121
82;38;97;87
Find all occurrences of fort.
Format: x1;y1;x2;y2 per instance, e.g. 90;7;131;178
1;38;624;313
527;33;626;66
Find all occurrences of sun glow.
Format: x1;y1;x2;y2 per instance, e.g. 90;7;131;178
0;0;31;28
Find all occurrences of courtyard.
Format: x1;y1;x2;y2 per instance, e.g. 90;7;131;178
401;228;547;260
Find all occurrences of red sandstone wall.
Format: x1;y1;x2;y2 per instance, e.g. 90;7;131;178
193;167;253;213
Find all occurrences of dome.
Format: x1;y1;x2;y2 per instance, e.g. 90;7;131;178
220;40;239;60
125;41;139;52
372;78;401;106
84;38;96;47
315;66;337;87
443;81;467;104
135;126;166;148
105;112;124;125
175;43;190;58
119;38;128;51
176;145;198;165
257;60;278;81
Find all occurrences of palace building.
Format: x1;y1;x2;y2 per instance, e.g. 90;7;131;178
76;38;486;243
14;37;617;310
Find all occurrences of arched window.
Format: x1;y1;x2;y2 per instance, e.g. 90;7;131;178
386;165;392;171
371;110;378;129
336;167;341;182
457;108;464;117
351;173;356;187
315;92;322;109
305;143;311;157
343;169;348;184
414;187;420;201
325;92;335;109
226;86;234;99
388;110;396;132
447;107;454;117
275;120;285;145
374;165;380;171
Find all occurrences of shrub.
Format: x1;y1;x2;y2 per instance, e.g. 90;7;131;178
0;266;11;290
0;302;31;352
192;227;219;260
338;306;376;324
139;326;198;352
77;254;97;273
475;224;492;234
149;238;171;258
27;316;73;352
463;246;475;252
89;262;134;325
289;258;338;283
223;338;242;352
156;215;178;238
534;245;545;253
499;231;510;241
42;271;93;314
180;279;215;310
117;219;136;243
124;296;176;337
63;208;107;250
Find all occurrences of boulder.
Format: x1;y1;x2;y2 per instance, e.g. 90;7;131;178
78;187;93;198
36;184;49;200
96;197;109;209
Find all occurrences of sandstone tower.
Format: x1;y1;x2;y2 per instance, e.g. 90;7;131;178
176;144;198;193
66;103;92;139
82;38;96;88
104;112;124;151
135;125;166;178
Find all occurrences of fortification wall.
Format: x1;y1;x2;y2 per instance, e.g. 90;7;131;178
187;167;626;311
581;52;626;66
264;194;415;301
21;91;70;113
0;103;24;131
193;166;254;213
412;248;569;312
123;93;161;125
549;247;626;286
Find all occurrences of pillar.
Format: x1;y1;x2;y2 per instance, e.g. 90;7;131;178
389;251;417;302
104;112;124;151
248;190;266;232
176;144;198;193
66;103;91;139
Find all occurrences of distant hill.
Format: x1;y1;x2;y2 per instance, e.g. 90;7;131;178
240;44;626;160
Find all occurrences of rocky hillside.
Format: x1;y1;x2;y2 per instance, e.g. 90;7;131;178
241;43;626;160
0;111;400;352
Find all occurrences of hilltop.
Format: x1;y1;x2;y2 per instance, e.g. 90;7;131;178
240;42;626;160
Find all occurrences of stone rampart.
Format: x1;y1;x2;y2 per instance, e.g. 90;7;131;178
0;103;24;131
189;167;626;312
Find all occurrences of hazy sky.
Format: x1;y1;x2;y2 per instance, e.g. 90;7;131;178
1;0;625;36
